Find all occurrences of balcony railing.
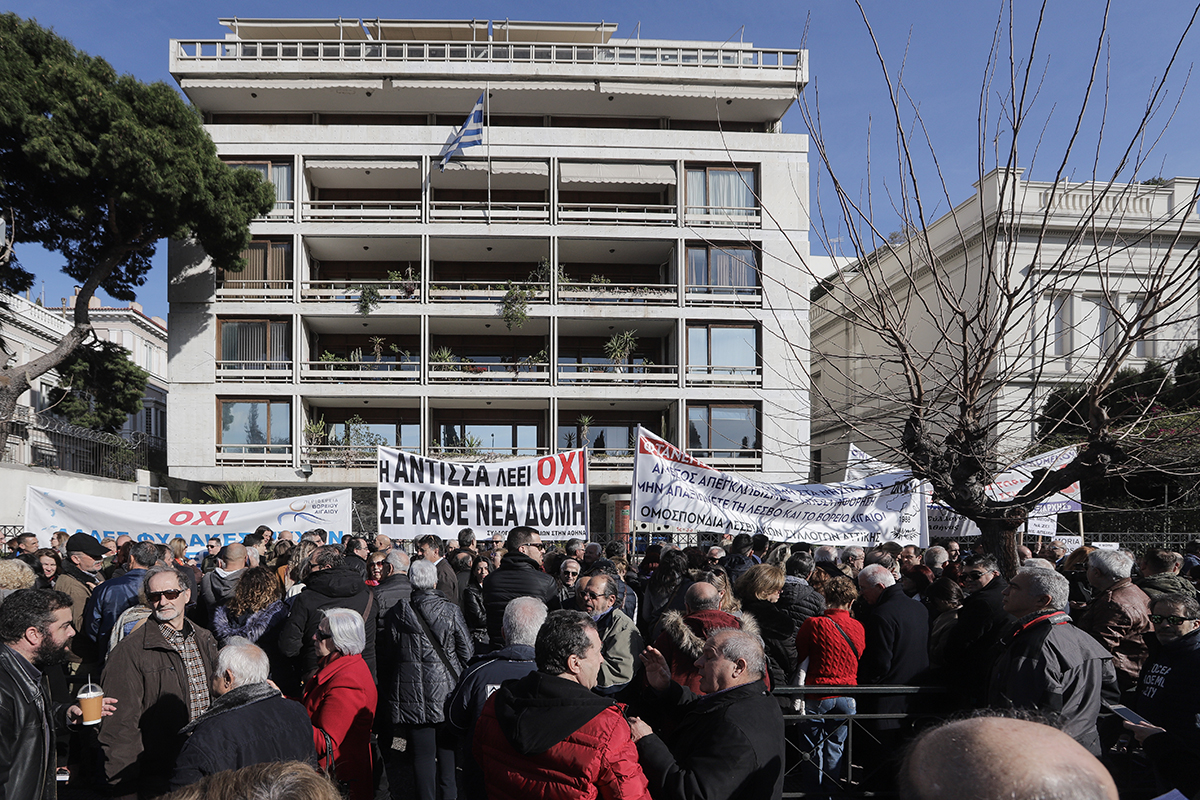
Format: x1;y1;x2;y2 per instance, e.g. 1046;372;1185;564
216;361;294;383
429;361;552;383
429;201;550;223
685;365;763;386
301;280;421;303
689;449;762;470
302;200;421;221
558;363;678;385
175;40;804;74
685;205;762;227
216;444;293;466
301;360;420;382
558;202;676;225
685;285;762;306
427;282;549;302
252;202;295;222
558;282;676;305
216;280;293;301
301;443;380;468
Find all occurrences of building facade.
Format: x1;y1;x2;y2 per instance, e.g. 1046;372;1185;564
810;168;1200;481
166;19;812;531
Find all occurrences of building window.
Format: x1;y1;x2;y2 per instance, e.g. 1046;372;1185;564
686;245;758;293
230;160;293;215
220;240;292;288
1044;293;1070;357
437;421;540;456
219;319;291;369
686;166;757;215
218;399;291;453
687;324;757;375
687;404;760;458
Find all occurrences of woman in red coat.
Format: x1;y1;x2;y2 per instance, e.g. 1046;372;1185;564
304;607;378;800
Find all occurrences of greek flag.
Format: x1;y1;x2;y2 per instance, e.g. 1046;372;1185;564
439;93;485;171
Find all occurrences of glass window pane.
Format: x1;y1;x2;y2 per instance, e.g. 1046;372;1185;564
708;169;756;214
221;401;262;446
710;328;756;373
687;248;709;289
515;425;538;455
710;406;755;455
268;401;291;446
686;169;707;212
687;407;707;449
709;248;757;291
398;423;420;450
688;327;709;367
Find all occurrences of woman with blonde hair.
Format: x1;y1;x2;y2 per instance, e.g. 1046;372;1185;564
284;540;319;597
694;567;740;614
734;563;798;689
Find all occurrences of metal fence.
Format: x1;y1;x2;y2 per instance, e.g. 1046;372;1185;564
1;405;165;482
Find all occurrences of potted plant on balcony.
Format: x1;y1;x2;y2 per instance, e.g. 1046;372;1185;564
430;346;459;374
604;330;638;374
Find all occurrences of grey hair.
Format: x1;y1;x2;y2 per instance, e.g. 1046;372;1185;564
923;546;948;568
711;629;766;679
216;637;270;687
814;545;840;563
707;546;726;560
1088;548;1133;580
409;558;437;591
386;549;410;574
858;563;895;589
1017;567;1070;611
502;596;548;646
841;546;865;564
142;564;188;596
1022;558;1056;571
321;608;366;655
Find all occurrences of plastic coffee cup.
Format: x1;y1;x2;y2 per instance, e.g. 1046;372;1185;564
78;682;103;726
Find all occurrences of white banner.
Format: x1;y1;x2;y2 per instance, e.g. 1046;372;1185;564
632;429;925;546
24;486;353;555
377;447;588;539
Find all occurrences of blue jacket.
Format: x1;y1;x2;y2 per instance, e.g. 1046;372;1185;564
84;568;147;648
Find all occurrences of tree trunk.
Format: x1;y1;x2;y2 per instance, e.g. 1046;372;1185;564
977;506;1027;579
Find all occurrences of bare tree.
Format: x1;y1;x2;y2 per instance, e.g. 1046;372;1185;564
795;1;1200;576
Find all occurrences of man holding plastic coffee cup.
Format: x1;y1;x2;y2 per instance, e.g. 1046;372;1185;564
0;588;117;800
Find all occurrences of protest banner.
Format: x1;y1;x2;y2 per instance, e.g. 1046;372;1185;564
377;447;588;539
632;429;925;546
24;486;353;555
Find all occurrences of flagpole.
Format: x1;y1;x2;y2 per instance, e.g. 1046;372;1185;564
486;83;492;225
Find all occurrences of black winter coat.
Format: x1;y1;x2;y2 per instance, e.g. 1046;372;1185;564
372;573;412;637
481;553;558;645
170;682;316;789
278;567;378;684
0;645;71;800
463;583;489;646
943;576;1009;700
386;588;473;725
857;584;929;730
740;599;799;688
636;679;784;800
777;578;825;630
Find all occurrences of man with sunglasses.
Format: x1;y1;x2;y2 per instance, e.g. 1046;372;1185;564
943;554;1009;704
1124;593;1200;796
100;565;218;799
482;527;559;647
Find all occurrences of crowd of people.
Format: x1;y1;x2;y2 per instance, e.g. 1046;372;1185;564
1;527;1199;800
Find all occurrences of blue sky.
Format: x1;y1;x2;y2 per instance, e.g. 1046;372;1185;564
8;0;1199;319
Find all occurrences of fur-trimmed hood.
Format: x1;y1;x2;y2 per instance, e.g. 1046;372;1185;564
658;608;758;661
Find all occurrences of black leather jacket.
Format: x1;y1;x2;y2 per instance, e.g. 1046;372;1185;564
0;645;71;800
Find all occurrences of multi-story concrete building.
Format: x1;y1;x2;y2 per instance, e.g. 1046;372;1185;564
167;18;812;532
810;168;1200;482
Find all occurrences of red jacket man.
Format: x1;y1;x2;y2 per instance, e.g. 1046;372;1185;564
474;610;650;800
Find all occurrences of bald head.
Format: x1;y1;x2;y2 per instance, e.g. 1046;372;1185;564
899;717;1118;800
685;580;721;612
219;543;247;570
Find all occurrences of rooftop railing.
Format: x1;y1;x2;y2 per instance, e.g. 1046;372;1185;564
174;40;804;74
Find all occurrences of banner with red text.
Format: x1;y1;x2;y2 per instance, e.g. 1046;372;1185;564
377;447;588;539
632;429;924;546
24;486;352;555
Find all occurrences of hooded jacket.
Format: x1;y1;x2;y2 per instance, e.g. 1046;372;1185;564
482;553;559;645
987;610;1118;755
170;682;316;789
197;568;244;623
474;671;651;800
278;566;378;682
652;609;747;694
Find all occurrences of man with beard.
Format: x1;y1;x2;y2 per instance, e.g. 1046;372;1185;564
0;589;116;800
100;565;218;798
55;533;108;685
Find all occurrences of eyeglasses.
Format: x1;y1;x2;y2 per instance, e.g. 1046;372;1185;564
315;630;334;641
524;541;546;551
563;570;579;577
147;589;184;602
1149;614;1198;626
961;571;987;581
582;591;610;601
